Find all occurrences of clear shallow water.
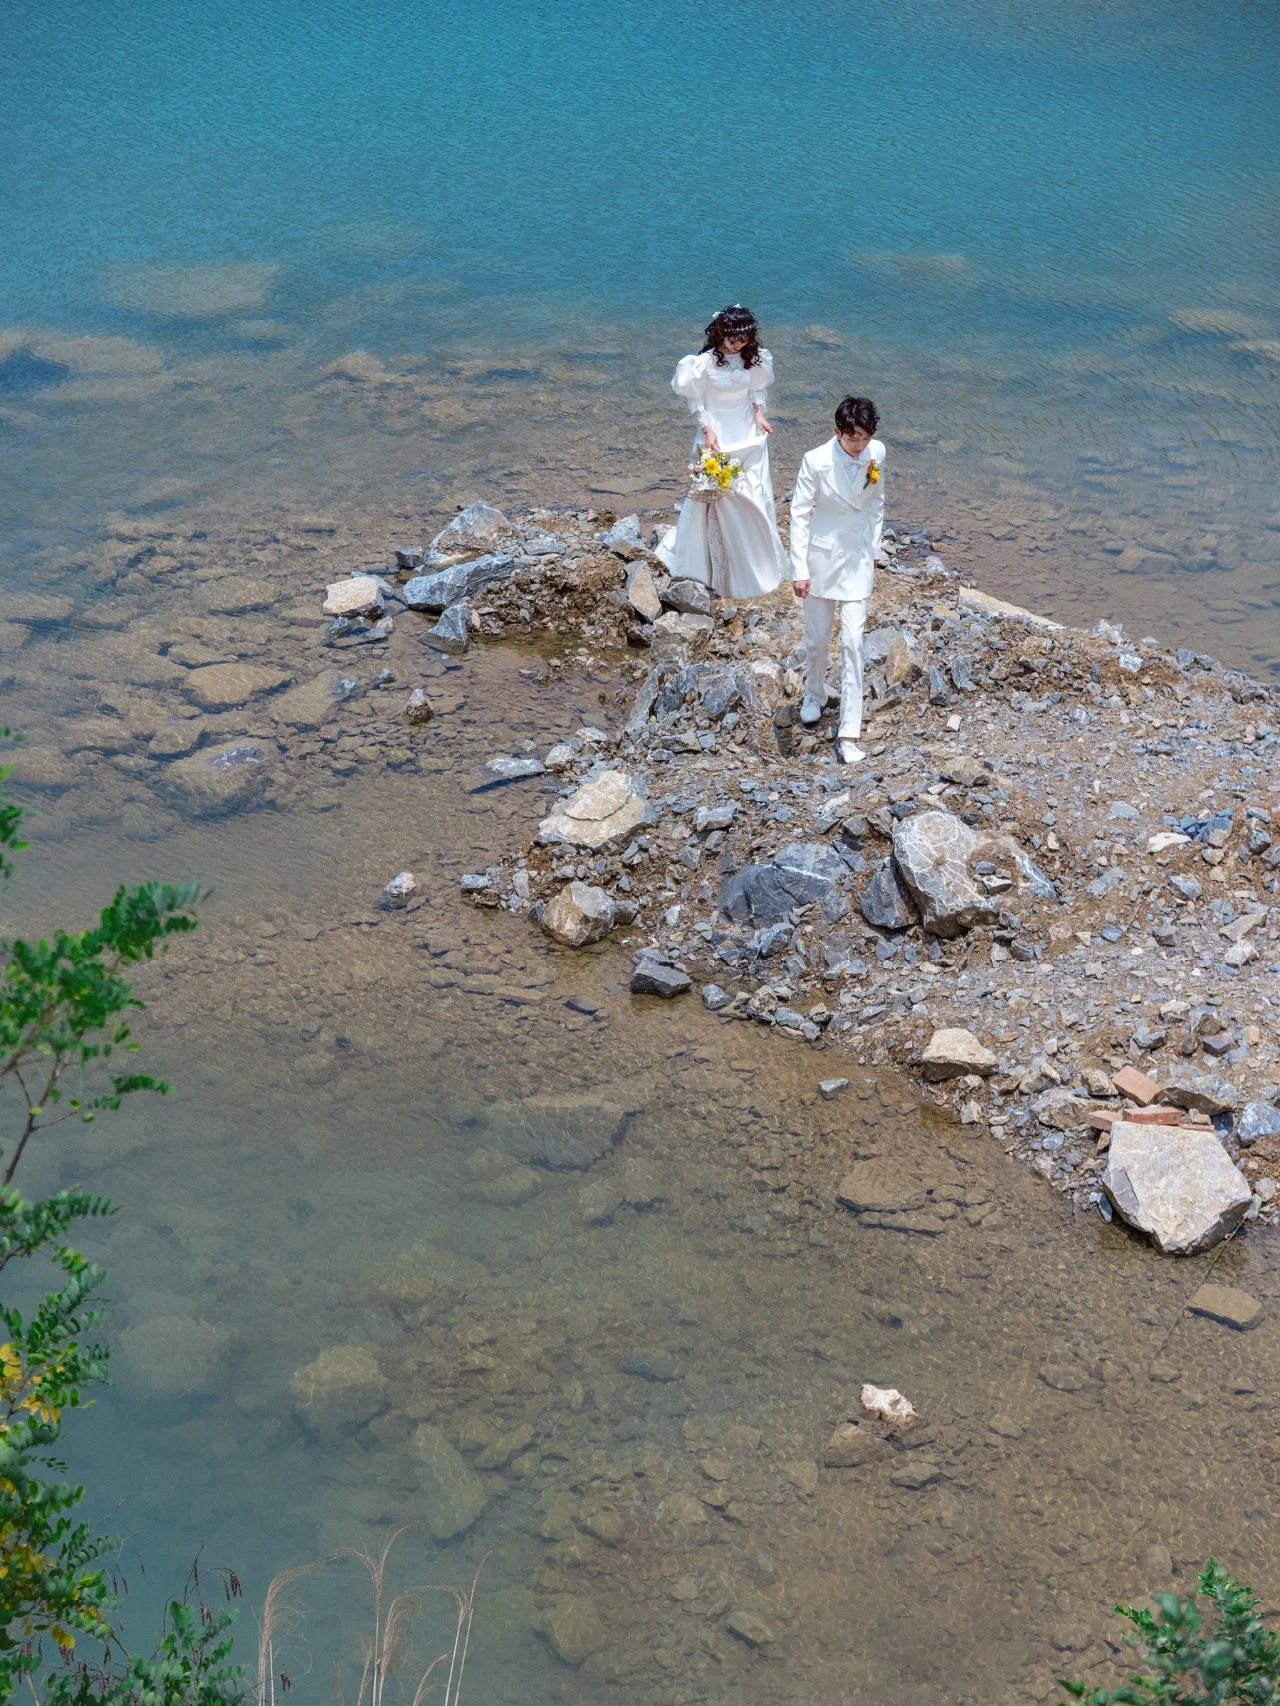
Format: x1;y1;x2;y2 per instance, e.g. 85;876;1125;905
3;0;1280;663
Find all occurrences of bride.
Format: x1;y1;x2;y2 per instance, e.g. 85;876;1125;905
668;304;786;600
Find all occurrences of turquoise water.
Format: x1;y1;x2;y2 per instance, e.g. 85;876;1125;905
3;0;1280;660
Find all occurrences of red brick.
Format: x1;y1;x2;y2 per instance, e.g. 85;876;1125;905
1126;1105;1185;1125
1111;1065;1161;1105
1087;1109;1119;1132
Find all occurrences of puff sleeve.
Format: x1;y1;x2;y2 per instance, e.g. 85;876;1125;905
672;353;714;430
747;347;774;407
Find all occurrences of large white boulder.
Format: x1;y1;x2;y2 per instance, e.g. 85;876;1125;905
537;770;646;852
921;1027;997;1081
892;811;1000;937
1101;1122;1252;1255
322;576;385;618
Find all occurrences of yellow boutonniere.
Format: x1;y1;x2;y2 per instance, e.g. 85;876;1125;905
864;459;882;488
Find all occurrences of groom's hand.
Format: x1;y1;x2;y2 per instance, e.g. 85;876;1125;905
793;579;810;599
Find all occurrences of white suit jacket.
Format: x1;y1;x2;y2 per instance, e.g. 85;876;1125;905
788;436;885;602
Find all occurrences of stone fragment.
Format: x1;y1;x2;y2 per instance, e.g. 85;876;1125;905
270;670;361;730
860;858;917;930
291;1345;386;1441
726;1611;775;1648
890;1460;942;1490
322;575;385;618
631;957;692;998
958;586;1061;628
652;610;713;657
1111;1065;1160;1105
988;1414;1024;1439
702;983;731;1010
927;665;950;706
149;719;204;757
861;1384;917;1427
1224;939;1258;969
884;633;921;688
1148;832;1190;853
403;687;434;724
470;756;545;792
1033;1089;1092;1131
538;1594;608;1666
1161;1073;1239;1115
578;1157;665;1224
662;577;712;616
921;1027;997;1081
541;882;616;947
820;1077;850;1098
892;811;999;937
823;1423;890;1468
404;554;515;611
1039;1363;1086;1392
183;662;292;711
1237;1102;1280;1145
720;842;844;925
624;561;662;622
1186;1283;1263;1331
412;1424;488;1539
427;501;509;560
538;770;646;852
380;871;416;909
463;1147;541;1206
601;514;643;556
1170;874;1202;901
949;654;976;692
425;601;470;654
1101;1121;1252;1254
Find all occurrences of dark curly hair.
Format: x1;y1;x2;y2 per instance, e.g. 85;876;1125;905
835;395;880;436
700;304;763;368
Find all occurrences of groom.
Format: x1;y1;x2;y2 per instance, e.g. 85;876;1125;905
789;396;885;765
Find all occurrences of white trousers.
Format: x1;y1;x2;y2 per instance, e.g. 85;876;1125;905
803;595;869;740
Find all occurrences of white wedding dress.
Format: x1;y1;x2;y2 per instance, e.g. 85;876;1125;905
668;349;786;600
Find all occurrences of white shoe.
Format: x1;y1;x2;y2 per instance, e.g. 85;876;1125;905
799;692;827;727
838;740;866;765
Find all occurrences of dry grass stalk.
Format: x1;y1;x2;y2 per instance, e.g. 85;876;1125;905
255;1560;329;1706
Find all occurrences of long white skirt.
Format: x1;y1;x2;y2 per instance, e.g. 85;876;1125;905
670;435;786;600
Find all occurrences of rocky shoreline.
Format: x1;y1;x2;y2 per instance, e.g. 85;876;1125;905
359;497;1280;1257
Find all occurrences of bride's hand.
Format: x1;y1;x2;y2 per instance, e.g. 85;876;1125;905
702;426;721;454
753;404;772;437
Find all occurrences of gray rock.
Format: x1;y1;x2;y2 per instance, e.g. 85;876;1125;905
427;501;509;561
700;666;751;719
624;665;666;735
1162;1073;1240;1115
631;957;692;998
1101;1121;1252;1255
820;1077;850;1098
892;811;999;937
702;983;731;1010
719;842;844;925
541;882;615;947
662;577;712;616
694;802;738;833
1237;1102;1280;1145
1170;874;1202;902
426;601;470;654
491;1094;629;1170
396;546;425;570
412;1423;489;1539
380;871;417;909
625;561;663;622
1108;801;1140;821
652;610;713;658
1186;1282;1263;1330
927;665;949;706
860;859;917;931
601;514;644;557
1089;868;1129;898
403;686;434;724
403;553;516;611
1033;1088;1093;1131
469;755;546;792
949;654;976;692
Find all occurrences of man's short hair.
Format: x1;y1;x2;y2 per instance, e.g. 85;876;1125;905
834;395;880;436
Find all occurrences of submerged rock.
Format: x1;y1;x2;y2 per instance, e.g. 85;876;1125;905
291;1345;387;1442
537;1595;607;1666
892;811;1000;937
469;756;545;792
403;686;434;724
270;670;361;730
631;955;692;997
1101;1121;1252;1254
412;1423;489;1539
121;1315;230;1402
159;738;272;814
490;1094;629;1170
183;662;292;711
380;871;417;909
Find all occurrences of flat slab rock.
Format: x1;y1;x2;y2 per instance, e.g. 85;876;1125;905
538;770;646;852
1186;1283;1263;1331
921;1027;997;1081
488;1094;630;1170
1101;1121;1252;1254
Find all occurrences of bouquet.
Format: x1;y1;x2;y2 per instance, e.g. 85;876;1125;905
688;446;744;503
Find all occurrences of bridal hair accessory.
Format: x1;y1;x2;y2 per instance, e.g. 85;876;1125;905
688;446;744;503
